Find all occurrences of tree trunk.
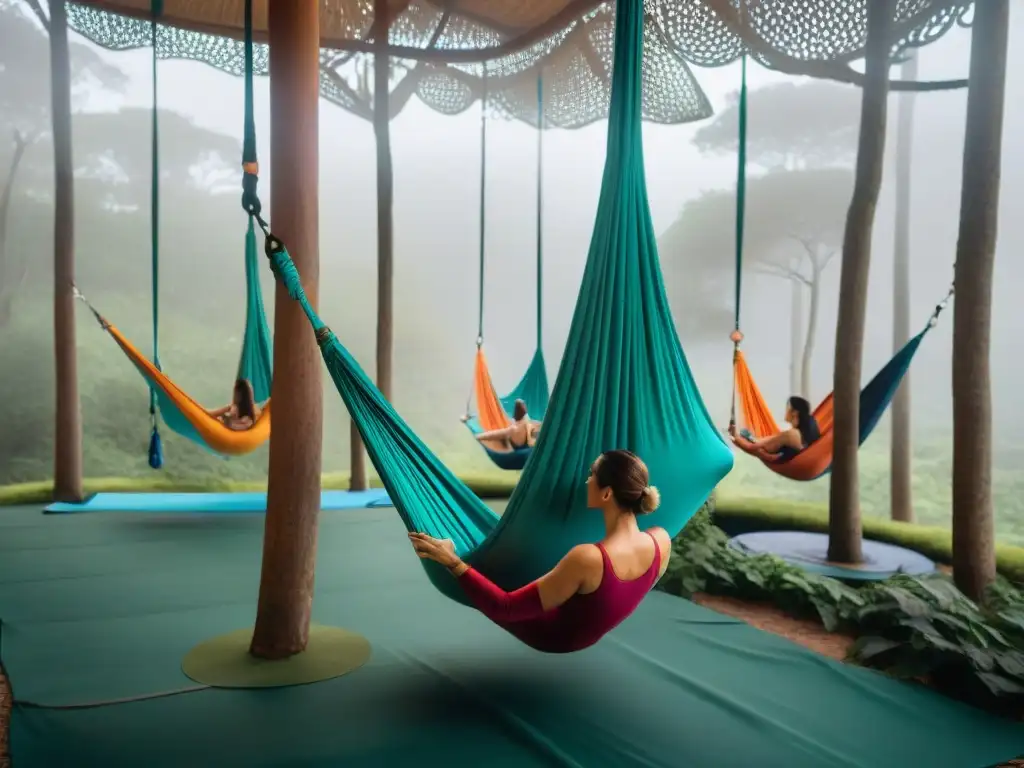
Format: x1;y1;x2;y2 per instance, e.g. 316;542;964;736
49;0;83;503
350;0;395;493
346;41;368;493
0;134;30;328
890;53;918;523
373;1;394;404
250;0;323;660
789;277;803;395
952;0;1007;603
801;256;821;400
827;0;891;564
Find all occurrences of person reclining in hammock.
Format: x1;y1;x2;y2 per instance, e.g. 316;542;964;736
467;398;541;450
409;449;671;653
207;378;262;431
728;395;820;461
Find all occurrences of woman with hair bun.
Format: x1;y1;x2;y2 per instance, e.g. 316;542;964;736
408;449;670;652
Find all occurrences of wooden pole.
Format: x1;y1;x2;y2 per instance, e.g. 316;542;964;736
952;0;1007;602
49;0;84;503
250;0;323;659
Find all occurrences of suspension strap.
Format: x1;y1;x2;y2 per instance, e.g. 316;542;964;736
149;0;163;428
241;0;262;226
476;63;488;348
535;72;544;351
729;53;749;429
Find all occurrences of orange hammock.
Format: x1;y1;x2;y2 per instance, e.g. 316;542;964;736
104;319;272;456
732;350;835;481
472;347;512;433
732;326;926;482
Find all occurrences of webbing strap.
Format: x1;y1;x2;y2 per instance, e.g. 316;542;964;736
149;0;163;421
535;72;544;349
240;0;261;221
729;53;749;428
476;64;488;345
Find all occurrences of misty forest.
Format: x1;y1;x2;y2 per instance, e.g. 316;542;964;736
0;2;1021;543
7;1;1024;764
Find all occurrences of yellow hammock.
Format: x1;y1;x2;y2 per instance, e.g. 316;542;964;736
94;309;272;456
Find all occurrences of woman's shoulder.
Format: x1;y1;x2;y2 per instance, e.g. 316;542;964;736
645;526;672;551
564;543;605;572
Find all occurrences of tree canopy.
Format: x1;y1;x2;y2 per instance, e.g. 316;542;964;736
0;0;127;138
660;167;854;336
692;81;862;170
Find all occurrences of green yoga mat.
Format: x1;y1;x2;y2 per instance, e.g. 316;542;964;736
1;504;1022;767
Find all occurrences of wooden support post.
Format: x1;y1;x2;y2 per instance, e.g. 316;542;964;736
250;0;323;659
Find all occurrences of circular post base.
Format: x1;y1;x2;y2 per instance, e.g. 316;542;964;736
182;624;371;688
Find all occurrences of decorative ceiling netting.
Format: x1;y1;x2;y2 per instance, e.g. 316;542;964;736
67;2;712;127
646;0;973;68
66;0;973;126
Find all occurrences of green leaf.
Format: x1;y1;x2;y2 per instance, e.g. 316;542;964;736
852;635;901;661
977;672;1024;696
879;585;932;618
810;597;840;632
993;650;1024;679
963;645;996;672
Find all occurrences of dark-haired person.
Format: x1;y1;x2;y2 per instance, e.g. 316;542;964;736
469;398;541;450
409;449;671;652
728;395;820;460
207;378;262;431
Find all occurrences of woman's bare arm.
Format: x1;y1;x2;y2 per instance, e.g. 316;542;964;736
732;430;794;456
207;405;233;418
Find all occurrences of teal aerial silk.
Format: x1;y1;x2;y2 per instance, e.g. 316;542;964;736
264;0;734;597
141;0;272;457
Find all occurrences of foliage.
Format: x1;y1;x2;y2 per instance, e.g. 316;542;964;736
660;507;1024;711
719;443;1024;568
0;0;127;137
660;168;854;337
692;81;861;170
713;493;1024;584
0;291;487;487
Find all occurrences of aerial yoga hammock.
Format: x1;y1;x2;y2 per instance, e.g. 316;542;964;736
257;0;734;646
462;69;550;471
73;0;273;464
727;55;954;482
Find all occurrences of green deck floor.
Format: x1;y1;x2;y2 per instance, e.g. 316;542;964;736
1;504;1021;767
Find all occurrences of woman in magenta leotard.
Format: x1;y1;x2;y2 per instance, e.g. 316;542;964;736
409;449;672;653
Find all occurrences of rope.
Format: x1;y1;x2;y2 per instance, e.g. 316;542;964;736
71;284;107;329
728;53;748;429
476;63;488;347
148;0;163;428
535;72;544;350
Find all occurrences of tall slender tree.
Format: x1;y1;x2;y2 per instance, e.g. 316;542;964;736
47;0;83;502
827;0;892;564
952;0;1008;602
890;53;918;523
